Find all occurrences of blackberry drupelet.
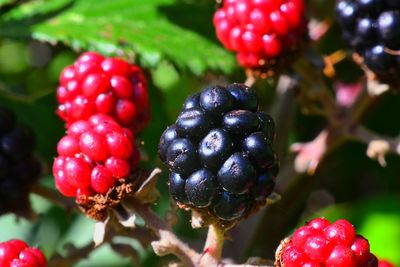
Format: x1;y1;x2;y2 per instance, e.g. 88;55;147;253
0;107;41;216
336;0;400;87
158;83;278;223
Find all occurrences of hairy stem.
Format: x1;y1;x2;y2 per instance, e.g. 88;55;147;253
127;199;200;267
49;241;98;267
202;224;225;265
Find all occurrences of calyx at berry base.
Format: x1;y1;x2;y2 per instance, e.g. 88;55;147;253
53;52;155;221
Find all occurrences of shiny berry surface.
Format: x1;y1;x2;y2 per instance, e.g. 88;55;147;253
0;239;46;267
159;83;278;222
213;0;307;69
336;0;400;81
278;218;378;267
53;114;139;200
56;51;150;134
378;260;396;267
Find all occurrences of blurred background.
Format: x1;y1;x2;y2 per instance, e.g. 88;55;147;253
0;0;399;266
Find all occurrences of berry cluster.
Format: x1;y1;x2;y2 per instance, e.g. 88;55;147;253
0;239;46;267
276;218;378;267
0;107;41;215
57;52;150;134
213;0;307;70
53;52;149;207
53;114;139;200
159;83;278;222
336;0;400;85
379;260;396;267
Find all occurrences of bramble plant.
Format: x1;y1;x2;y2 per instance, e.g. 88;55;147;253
0;0;399;267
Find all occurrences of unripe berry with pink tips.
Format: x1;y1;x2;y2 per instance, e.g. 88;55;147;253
276;218;378;267
53;114;140;200
379;260;396;267
0;239;46;267
57;52;150;134
213;0;307;70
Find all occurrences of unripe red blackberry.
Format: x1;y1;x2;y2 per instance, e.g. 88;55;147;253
213;0;308;72
336;1;400;88
379;260;396;267
0;239;46;267
57;52;150;133
53;114;139;201
159;83;278;225
276;218;378;267
0;106;41;216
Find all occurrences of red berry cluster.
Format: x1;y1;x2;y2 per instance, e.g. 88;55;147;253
277;218;378;267
53;114;139;199
213;0;307;69
57;52;150;134
379;260;396;267
0;239;46;267
53;52;148;202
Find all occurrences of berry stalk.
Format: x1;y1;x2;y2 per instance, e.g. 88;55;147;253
125;199;201;267
31;183;76;210
202;224;225;264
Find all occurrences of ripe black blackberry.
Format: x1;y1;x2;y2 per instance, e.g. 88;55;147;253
158;84;278;225
0;107;41;216
336;0;400;88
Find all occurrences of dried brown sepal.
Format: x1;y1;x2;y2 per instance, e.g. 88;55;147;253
93;217;109;246
112;203;136;228
245;32;310;80
77;168;161;221
274;237;291;267
352;52;398;93
134;168;162;203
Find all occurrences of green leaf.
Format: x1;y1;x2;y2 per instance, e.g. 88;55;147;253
58;214;95;249
0;0;237;75
75;244;132;267
0;214;33;241
0;0;14;7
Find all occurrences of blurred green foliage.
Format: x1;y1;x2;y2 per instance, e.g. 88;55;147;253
0;0;399;266
0;0;237;75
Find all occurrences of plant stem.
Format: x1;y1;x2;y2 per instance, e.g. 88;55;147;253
31;184;76;210
127;199;200;267
244;74;256;87
202;224;225;265
49;241;100;267
272;74;298;161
